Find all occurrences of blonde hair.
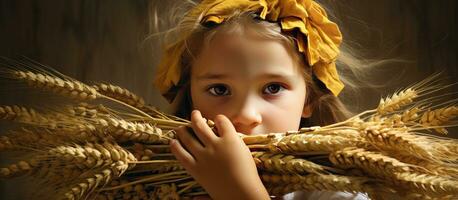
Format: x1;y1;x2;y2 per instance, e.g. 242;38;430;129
148;0;402;127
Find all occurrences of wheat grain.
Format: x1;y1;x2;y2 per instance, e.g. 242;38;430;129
393;155;458;178
401;107;421;123
4;127;99;151
403;193;456;200
94;117;172;144
329;147;418;179
13;70;98;100
64;168;114;200
130;144;173;161
151;183;180;200
0;136;13;151
0;105;57;127
377;88;417;115
0;105;101;140
267;134;361;153
363;127;434;160
364;126;458;166
369;106;422;129
419;106;458;134
393;172;458;196
93;83;146;109
45;141;136;172
2;129;60;150
313;129;362;139
378;107;421;128
252;151;331;174
95;181;151;200
261;173;373;196
242;133;285;145
67;103;111;120
0;160;35;178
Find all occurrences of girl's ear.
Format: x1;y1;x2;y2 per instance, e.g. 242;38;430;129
302;105;312;118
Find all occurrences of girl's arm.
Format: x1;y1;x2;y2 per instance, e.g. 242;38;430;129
170;110;270;200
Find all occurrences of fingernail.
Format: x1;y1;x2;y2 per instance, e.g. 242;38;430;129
192;109;199;115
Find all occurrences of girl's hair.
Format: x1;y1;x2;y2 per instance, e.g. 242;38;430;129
149;0;403;127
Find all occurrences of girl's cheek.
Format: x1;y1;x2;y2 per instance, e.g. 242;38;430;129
264;94;305;130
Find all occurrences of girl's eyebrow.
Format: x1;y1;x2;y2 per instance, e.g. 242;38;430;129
196;73;229;80
260;73;295;80
196;72;295;81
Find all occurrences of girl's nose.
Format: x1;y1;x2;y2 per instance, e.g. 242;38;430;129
230;97;262;134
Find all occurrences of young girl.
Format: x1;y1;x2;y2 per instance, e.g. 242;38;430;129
153;0;369;199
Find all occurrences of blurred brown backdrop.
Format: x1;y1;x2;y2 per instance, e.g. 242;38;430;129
0;0;456;199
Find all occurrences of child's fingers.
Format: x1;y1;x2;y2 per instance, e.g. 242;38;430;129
169;139;196;169
175;126;204;157
191;110;219;144
214;114;236;138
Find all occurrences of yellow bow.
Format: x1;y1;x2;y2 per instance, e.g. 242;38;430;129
154;0;344;103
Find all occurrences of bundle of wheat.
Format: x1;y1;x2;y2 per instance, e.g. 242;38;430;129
0;58;457;200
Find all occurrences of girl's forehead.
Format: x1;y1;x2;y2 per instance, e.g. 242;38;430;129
205;34;284;57
192;34;300;77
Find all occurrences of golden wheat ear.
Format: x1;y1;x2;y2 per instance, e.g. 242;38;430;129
93;83;146;110
0;57;101;105
0;57;189;127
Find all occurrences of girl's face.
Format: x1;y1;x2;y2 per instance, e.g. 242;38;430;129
190;34;310;135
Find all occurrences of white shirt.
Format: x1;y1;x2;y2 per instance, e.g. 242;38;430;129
282;191;370;200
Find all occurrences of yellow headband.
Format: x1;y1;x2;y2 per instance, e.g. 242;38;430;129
154;0;344;103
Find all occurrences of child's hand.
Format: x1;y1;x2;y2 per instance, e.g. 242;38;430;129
170;110;270;200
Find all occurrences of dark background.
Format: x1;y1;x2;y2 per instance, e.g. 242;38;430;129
0;0;456;199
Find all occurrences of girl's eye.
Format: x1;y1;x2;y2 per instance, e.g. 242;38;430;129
263;83;286;95
208;84;230;96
